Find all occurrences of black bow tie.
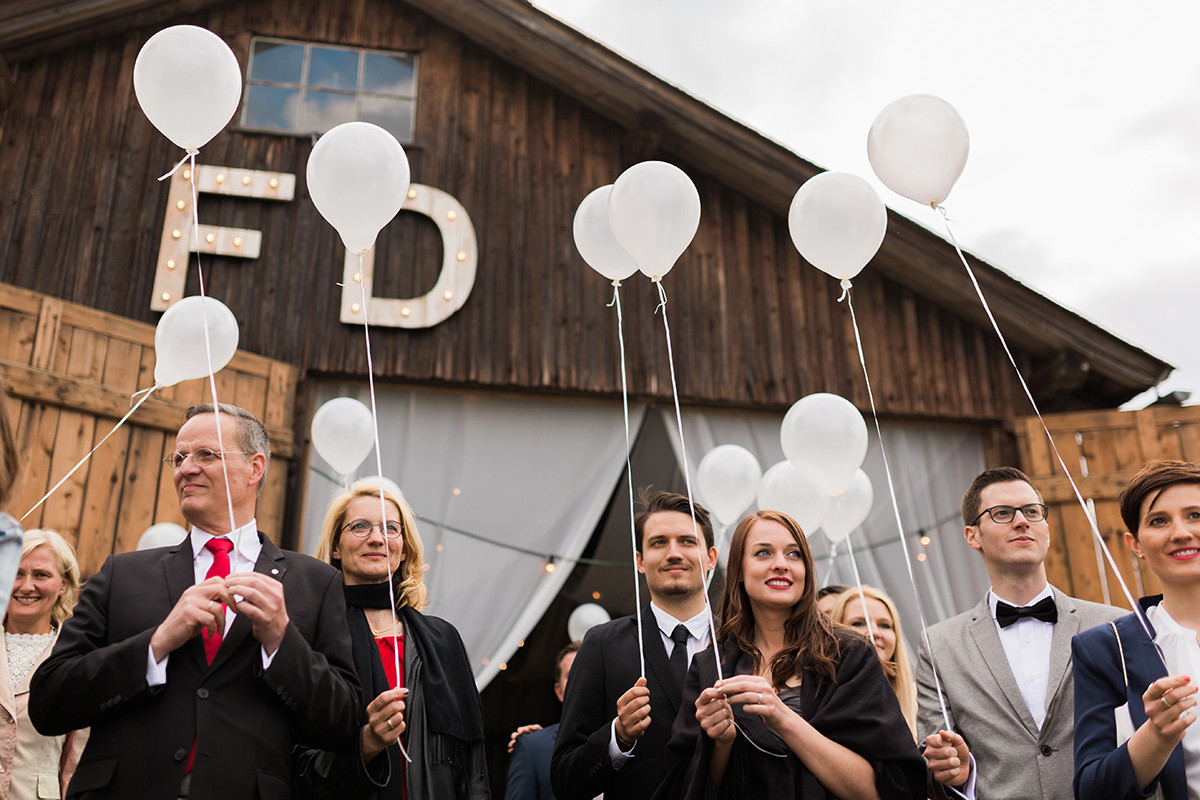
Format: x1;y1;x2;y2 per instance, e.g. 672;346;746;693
995;596;1058;628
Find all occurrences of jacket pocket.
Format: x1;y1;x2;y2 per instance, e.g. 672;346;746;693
64;757;115;796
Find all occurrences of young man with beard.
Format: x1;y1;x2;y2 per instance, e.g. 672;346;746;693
551;491;718;800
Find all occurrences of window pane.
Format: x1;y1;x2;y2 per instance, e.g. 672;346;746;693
302;90;357;134
249;41;303;84
361;96;414;142
242;84;301;131
309;47;360;91
363;53;415;96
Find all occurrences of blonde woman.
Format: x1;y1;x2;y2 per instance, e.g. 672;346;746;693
297;479;487;800
2;529;88;799
830;585;918;734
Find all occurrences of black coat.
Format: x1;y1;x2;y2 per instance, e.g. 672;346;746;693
655;633;926;800
551;605;687;800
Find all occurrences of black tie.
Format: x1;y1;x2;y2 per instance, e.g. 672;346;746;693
995;596;1058;628
669;624;690;685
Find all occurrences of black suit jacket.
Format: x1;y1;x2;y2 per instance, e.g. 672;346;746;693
551;605;687;800
28;533;362;800
506;722;557;800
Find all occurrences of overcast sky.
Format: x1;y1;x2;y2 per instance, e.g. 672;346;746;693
532;0;1200;406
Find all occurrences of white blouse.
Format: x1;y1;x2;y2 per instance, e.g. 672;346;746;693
1146;603;1200;800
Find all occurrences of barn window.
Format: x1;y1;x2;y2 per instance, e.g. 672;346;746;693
241;37;417;142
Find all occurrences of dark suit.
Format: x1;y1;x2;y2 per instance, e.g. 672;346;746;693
551;605;687;800
506;723;557;800
28;533;361;800
1073;596;1185;800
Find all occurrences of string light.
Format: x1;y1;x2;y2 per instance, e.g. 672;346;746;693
544;557;557;573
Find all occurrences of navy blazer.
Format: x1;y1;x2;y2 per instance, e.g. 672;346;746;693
1072;596;1187;800
506;723;557;800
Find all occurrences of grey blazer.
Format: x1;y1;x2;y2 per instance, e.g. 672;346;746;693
915;588;1121;800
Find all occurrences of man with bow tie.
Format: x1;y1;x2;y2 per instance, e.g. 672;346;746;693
916;467;1121;800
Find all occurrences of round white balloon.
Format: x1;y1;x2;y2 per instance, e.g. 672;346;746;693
307;122;411;254
608;161;701;280
154;296;240;387
574;185;639;282
867;94;970;207
697;445;762;528
358;475;405;502
138;522;187;551
133;25;242;152
568;603;611;642
311;397;375;477
820;469;874;544
756;461;831;537
780;393;868;497
788;172;887;282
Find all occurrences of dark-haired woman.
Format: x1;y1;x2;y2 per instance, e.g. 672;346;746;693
655;510;924;800
1073;459;1200;800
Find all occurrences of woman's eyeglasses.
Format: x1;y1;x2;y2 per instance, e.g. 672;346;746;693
341;519;403;539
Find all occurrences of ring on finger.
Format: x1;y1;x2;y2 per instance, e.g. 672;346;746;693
387;717;394;730
1162;694;1174;709
207;599;215;612
757;692;763;705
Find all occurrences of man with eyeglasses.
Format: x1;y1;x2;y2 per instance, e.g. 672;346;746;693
915;466;1120;800
29;403;361;800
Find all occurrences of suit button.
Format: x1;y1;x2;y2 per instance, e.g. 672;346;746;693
174;748;188;762
197;688;210;699
1040;745;1053;756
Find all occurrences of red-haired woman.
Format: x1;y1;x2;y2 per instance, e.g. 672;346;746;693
656;510;924;799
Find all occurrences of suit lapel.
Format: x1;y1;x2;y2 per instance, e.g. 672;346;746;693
967;599;1040;736
165;536;207;670
639;605;682;716
1044;588;1081;717
208;533;285;672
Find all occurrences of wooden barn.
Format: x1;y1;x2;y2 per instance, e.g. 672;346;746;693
0;0;1191;790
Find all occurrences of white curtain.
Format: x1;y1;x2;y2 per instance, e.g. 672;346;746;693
301;384;645;689
660;407;991;660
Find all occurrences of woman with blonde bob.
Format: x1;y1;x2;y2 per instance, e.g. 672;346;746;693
829;585;918;734
656;510;924;800
296;479;487;800
2;529;88;799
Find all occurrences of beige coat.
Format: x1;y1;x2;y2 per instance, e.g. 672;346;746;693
0;630;86;800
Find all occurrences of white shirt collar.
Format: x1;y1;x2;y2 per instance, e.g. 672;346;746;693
1147;603;1196;641
649;602;711;641
190;519;261;572
988;584;1055;620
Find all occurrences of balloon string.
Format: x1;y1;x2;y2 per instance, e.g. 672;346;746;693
654;280;722;682
157;148;199;182
357;260;412;764
841;525;875;644
22;387;157;521
935;206;1162;664
821;543;838;588
612;285;646;678
844;289;952;730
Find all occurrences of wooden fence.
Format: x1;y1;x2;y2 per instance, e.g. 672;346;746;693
1015;404;1200;608
0;282;297;576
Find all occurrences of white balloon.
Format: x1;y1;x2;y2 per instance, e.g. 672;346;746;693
867;94;970;207
311;398;375;477
574;186;639;282
788;172;887;282
359;475;405;502
133;26;242;152
154;296;240;387
307;122;411;254
820;470;874;544
780;393;868;497
756;461;831;537
138;522;188;551
608;161;701;280
568;603;611;642
697;445;762;528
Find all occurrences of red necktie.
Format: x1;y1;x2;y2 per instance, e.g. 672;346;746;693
202;538;234;664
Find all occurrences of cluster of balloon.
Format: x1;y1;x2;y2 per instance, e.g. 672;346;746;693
788;172;887;291
607;161;701;282
311;397;376;479
697;445;762;567
867;94;970;208
568;602;611;642
133;25;242;156
154;296;240;387
307;121;411;254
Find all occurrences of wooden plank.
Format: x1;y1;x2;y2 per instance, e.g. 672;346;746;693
112;425;171;559
39;409;95;542
30;297;62;370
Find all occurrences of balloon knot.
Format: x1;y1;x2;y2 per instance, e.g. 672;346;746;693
837;279;852;302
650;274;662;283
611;279;622;288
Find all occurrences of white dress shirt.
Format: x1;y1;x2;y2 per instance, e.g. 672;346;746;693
608;603;713;767
146;520;269;684
989;585;1056;730
1146;604;1200;800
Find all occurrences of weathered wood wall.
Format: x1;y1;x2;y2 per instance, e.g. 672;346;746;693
0;0;1046;421
0;282;298;576
1014;405;1200;608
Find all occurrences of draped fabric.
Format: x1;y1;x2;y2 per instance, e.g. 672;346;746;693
301;384;645;689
